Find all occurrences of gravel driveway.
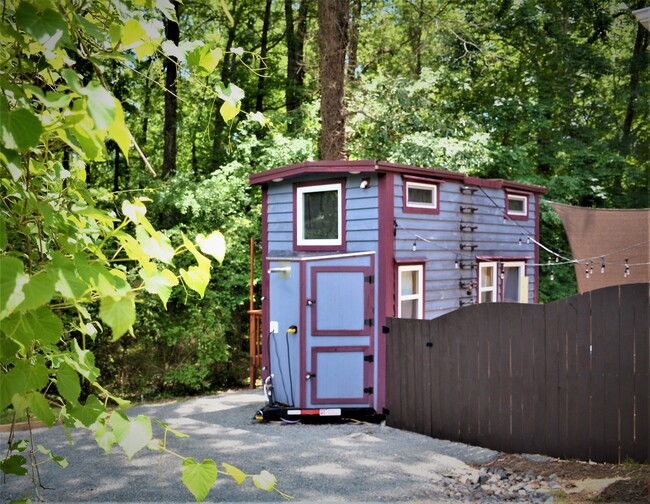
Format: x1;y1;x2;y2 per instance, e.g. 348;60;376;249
1;389;499;502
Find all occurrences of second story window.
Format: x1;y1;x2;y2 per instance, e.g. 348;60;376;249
404;179;439;214
296;181;344;249
506;192;529;219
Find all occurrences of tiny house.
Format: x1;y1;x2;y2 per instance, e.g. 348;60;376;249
249;160;547;421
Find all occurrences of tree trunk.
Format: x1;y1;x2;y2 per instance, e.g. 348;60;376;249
285;0;309;127
255;0;272;112
212;0;239;166
318;0;349;160
347;0;361;79
622;15;649;151
162;1;180;180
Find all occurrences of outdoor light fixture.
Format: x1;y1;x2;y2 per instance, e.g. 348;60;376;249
360;178;370;189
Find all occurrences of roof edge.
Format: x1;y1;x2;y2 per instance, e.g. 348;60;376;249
249;160;548;194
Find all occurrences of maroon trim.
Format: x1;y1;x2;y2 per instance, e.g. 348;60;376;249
475;257;529;303
261;186;271;382
534;194;541;304
299;260;307;407
394;260;426;319
310;346;372;405
310;265;373;336
377;173;394;411
402;176;441;215
505;189;529;221
293;179;347;252
249;160;548;195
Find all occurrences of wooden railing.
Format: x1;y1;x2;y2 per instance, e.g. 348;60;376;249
248;309;263;388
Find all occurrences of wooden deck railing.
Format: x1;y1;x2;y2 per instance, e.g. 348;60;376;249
248;309;263;388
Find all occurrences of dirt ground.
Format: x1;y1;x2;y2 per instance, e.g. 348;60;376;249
478;453;650;503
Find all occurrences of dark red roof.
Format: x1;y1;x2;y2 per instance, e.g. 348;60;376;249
249;160;548;194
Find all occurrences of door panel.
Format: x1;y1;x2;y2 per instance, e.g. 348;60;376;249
310;347;370;404
311;267;371;336
304;256;375;408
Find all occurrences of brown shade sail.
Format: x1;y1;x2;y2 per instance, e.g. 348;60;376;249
549;202;650;294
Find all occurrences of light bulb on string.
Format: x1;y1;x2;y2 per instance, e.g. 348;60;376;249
600;257;605;274
550;270;555;281
412;241;417;252
624;259;630;278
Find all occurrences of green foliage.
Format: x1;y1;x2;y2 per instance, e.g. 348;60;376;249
0;0;286;501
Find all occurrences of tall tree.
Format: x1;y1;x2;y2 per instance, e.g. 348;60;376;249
285;0;310;127
318;0;349;159
163;1;180;179
255;0;273;112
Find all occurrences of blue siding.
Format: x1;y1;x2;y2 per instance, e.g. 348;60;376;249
394;177;538;318
265;174;380;256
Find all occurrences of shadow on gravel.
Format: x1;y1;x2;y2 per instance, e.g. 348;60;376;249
1;389;498;503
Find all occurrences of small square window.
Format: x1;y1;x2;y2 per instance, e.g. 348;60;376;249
506;193;528;218
296;182;344;248
405;180;439;213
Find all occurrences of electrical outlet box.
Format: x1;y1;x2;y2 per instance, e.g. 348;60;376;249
270;321;279;334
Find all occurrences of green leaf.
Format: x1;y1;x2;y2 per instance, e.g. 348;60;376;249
110;411;152;460
84;81;116;130
152;419;189;438
37;445;68;468
0;455;28;476
139;262;178;308
0;335;20;365
121;199;147;224
15;271;55;312
99;293;136;341
0;144;22;181
69;394;105;428
1;108;43;152
107;98;131;161
15;3;70;50
22;391;56;427
219;100;240;122
0;256;28;321
3;307;63;348
135;225;175;264
57;363;81;404
222;462;247;486
93;423;116;454
181;458;217;502
180;265;210;299
65;339;100;383
0;217;6;250
49;254;89;300
0;359;49;410
252;470;277;492
186;45;223;75
196;232;226;263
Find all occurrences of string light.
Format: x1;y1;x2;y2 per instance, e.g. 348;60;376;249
412;241;417;252
624;259;630;278
600;257;605;274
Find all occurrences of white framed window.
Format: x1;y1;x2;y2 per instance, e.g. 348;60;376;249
479;262;497;303
478;261;528;303
405;180;439;213
296;182;343;247
506;192;528;218
398;264;424;319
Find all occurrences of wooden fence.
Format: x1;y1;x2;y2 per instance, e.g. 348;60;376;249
384;283;649;463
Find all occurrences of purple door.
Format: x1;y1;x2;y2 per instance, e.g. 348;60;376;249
303;256;375;408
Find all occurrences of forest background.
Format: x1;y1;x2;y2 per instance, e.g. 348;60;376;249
1;0;648;401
